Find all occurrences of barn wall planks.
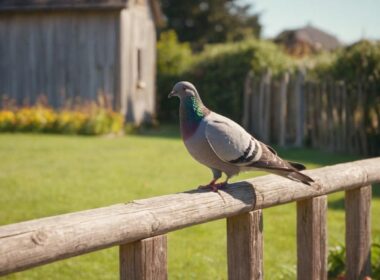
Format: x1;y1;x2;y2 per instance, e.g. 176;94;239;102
121;3;156;124
0;11;120;107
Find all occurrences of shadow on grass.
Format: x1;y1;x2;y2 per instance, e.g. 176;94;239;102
328;198;345;210
137;123;180;140
374;184;380;197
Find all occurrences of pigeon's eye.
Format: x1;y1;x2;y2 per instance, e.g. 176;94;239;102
182;86;188;91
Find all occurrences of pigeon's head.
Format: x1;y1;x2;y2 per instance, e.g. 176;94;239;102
168;81;199;99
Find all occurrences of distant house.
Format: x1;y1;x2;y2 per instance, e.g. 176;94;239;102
0;0;163;124
274;25;341;57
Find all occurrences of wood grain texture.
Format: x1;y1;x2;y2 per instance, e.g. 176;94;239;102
227;210;263;280
297;196;327;280
0;158;379;276
345;185;372;280
120;235;167;280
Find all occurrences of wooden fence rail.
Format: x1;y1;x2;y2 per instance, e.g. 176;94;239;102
243;70;380;156
1;157;379;279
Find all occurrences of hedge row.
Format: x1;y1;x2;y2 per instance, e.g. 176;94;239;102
0;105;124;135
306;40;380;84
157;31;294;122
158;31;380;124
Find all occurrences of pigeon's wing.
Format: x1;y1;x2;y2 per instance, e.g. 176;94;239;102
205;113;297;170
249;141;293;170
205;114;262;166
263;142;277;155
248;142;314;184
205;113;314;184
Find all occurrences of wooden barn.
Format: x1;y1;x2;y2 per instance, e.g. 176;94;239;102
0;0;162;124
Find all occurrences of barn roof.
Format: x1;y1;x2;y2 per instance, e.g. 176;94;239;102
0;0;127;11
275;25;341;51
0;0;164;27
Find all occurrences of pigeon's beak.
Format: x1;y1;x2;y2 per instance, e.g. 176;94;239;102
168;90;176;99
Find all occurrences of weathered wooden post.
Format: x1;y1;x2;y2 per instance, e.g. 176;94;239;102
279;72;289;146
227;210;264;280
297;196;327;280
119;235;167;280
341;82;348;152
294;69;306;147
257;73;266;140
263;71;272;143
345;186;372;280
258;70;271;143
250;77;259;134
243;71;254;130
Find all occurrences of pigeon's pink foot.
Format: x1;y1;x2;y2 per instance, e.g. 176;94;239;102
209;182;227;192
198;179;216;189
198;180;227;192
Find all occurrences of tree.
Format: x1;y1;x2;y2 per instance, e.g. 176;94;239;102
160;0;261;49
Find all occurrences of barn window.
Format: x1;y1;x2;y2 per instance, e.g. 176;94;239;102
137;48;146;89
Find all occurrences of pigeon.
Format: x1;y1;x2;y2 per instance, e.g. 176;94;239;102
168;81;314;191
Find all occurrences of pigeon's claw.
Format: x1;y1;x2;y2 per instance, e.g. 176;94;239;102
210;182;227;192
198;179;216;189
198;179;227;192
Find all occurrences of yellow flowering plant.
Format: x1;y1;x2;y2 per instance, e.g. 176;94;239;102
0;101;124;135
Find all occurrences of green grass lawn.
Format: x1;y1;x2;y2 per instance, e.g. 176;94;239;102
0;127;379;279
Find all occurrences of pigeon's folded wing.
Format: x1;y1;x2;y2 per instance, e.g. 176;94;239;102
205;114;261;166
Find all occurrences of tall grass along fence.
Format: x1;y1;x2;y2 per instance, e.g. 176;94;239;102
0;158;379;279
243;70;380;156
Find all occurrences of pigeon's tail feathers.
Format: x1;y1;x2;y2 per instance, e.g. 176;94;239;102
254;165;314;185
287;161;306;171
286;170;314;185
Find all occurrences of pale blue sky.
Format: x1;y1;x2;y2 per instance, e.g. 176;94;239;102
244;0;380;44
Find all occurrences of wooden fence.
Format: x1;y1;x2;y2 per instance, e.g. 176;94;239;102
0;158;379;279
242;71;380;156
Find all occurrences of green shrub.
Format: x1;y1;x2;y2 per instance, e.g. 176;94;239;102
308;40;380;84
327;241;380;279
157;30;194;76
328;245;345;279
156;30;196;121
157;35;294;122
300;51;338;80
186;40;294;121
332;40;380;82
